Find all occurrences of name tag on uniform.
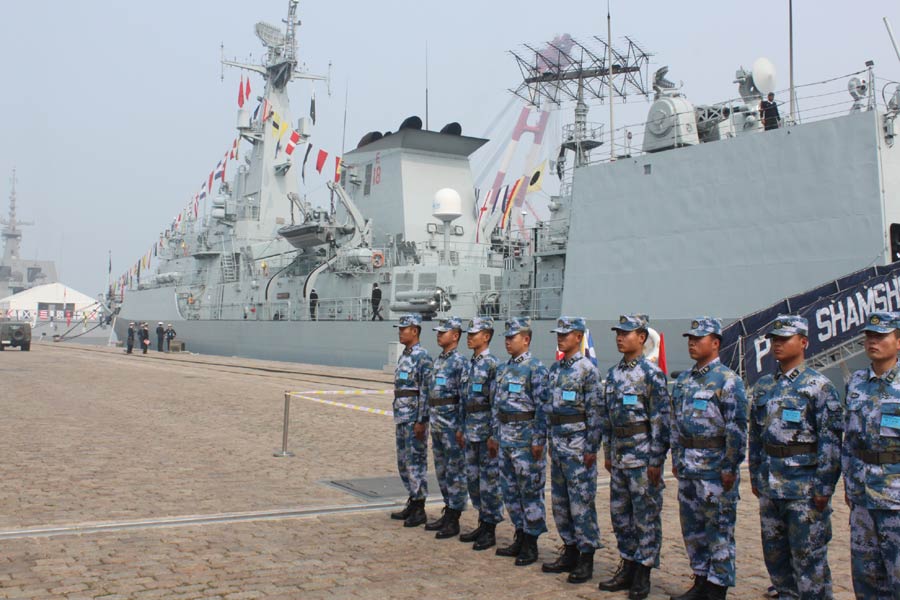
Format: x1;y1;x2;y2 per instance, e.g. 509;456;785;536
472;383;483;392
623;394;638;406
509;383;522;393
398;372;410;381
562;390;577;402
436;377;447;386
782;409;802;423
692;399;708;411
882;415;900;429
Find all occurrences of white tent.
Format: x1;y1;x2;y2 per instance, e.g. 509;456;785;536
0;282;99;322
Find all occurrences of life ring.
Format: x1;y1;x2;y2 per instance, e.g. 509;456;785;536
371;251;385;269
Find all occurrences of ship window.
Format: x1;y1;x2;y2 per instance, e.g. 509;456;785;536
480;274;491;291
644;164;652;175
364;164;373;196
494;276;503;290
26;267;42;282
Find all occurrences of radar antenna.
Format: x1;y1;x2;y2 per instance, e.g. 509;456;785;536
509;35;651;166
1;169;34;263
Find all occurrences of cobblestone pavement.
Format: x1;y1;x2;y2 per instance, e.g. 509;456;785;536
0;344;855;598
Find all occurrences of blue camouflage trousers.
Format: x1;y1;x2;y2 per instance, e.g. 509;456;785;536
677;478;738;587
431;427;467;511
465;440;504;524
395;423;428;501
500;446;547;536
609;466;663;567
758;495;832;600
550;433;600;552
850;504;900;600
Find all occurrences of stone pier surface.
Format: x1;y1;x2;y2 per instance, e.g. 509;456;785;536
0;344;854;599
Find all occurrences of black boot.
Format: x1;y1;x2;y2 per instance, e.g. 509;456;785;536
670;575;707;600
425;506;448;531
473;522;496;551
495;529;523;557
459;520;484;543
628;564;651;600
598;559;635;591
514;533;539;566
704;582;727;600
567;550;595;584
435;508;461;539
541;544;578;573
403;500;427;528
390;497;413;520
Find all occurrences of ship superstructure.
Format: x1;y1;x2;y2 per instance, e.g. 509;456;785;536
0;170;57;299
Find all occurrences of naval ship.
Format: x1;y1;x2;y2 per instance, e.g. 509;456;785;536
0;170;57;300
114;0;900;373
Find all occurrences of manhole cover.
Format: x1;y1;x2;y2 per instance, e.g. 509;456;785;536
324;475;440;501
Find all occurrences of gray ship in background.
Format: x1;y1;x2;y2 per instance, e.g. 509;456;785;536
114;0;900;374
0;170;57;299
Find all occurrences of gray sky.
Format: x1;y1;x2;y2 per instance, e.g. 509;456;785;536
1;0;898;295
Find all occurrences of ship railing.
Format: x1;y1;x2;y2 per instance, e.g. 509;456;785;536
208;285;564;322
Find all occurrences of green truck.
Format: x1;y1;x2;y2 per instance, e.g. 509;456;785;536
0;321;31;351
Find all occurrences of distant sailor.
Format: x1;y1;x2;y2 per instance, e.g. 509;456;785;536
598;314;670;600
748;315;842;600
491;316;549;567
541;316;602;584
165;324;176;352
424;316;469;539
309;288;318;321
140;323;151;354
670;317;748;600
156;322;165;352
126;322;135;354
371;283;384;321
842;311;900;599
458;316;504;551
759;92;781;130
389;314;434;528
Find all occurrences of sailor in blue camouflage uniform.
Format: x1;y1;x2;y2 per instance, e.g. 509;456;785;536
540;316;602;584
842;311;900;599
748;315;842;600
456;316;504;551
424;316;469;539
597;313;670;600
490;316;549;567
389;314;434;528
670;317;748;600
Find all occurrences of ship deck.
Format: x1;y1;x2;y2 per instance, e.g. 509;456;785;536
0;343;856;598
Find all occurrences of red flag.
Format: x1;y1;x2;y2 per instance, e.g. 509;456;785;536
285;130;301;155
245;77;251;98
657;333;668;375
238;76;245;108
315;149;328;173
334;156;342;182
208;170;214;193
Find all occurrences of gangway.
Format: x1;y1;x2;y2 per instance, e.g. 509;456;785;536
720;262;900;387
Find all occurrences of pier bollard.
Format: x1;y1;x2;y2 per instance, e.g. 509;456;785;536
274;392;295;457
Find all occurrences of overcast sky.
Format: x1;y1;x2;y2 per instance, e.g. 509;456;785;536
0;0;898;295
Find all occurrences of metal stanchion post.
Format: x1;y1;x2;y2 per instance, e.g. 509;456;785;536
274;391;295;457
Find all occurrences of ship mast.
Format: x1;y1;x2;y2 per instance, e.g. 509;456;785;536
1;169;33;264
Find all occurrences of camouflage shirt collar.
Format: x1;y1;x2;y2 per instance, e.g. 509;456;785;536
510;351;531;365
472;349;491;363
561;351;584;369
867;363;900;383
775;364;803;381
692;357;721;377
403;343;421;356
439;348;459;360
618;356;641;370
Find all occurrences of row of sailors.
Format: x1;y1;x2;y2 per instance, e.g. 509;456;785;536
389;311;899;600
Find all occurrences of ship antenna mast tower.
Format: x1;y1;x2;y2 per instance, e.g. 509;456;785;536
1;169;33;263
510;35;651;166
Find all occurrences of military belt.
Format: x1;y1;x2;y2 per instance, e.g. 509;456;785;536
429;397;460;407
764;442;817;458
613;422;650;437
394;389;419;398
550;413;585;425
854;448;900;465
465;402;491;413
680;435;726;450
498;411;535;424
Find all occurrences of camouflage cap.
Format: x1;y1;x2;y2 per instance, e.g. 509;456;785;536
862;311;900;334
766;314;809;338
433;316;463;332
504;316;533;337
393;314;422;328
683;316;723;337
551;316;587;334
611;314;649;332
466;316;495;333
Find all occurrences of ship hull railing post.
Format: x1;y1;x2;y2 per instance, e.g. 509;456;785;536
274;391;295;458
